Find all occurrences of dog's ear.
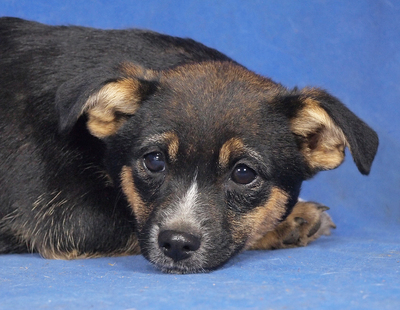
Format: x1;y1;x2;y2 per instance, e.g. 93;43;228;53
55;62;158;138
280;88;378;176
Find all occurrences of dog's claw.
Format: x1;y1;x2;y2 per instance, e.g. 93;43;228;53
307;219;322;237
317;205;330;212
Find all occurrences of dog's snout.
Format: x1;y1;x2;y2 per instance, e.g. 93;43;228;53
158;230;201;262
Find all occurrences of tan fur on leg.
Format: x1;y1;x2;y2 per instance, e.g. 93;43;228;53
248;201;336;250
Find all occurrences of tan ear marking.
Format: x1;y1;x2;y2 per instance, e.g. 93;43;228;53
84;79;142;138
291;97;348;171
120;62;158;81
83;63;159;139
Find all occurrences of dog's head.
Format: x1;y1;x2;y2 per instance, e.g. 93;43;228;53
56;61;378;273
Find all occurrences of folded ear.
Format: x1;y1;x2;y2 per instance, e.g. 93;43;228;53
55;62;158;138
282;88;378;176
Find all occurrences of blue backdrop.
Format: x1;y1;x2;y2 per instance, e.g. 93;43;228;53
0;1;399;309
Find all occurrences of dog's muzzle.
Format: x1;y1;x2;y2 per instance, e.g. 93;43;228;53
142;181;232;273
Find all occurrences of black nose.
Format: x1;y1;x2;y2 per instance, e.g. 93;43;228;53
158;230;201;262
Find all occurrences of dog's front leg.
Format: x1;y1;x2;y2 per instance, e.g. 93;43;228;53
248;201;336;250
0;190;141;259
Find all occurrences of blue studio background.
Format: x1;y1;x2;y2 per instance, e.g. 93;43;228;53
0;1;399;309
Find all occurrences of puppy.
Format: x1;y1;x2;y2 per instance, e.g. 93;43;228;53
0;17;378;273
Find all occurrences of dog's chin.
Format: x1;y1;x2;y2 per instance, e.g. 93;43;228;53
154;263;211;274
145;251;217;274
150;257;228;274
142;245;233;274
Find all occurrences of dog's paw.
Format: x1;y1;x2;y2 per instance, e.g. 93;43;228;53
248;200;336;250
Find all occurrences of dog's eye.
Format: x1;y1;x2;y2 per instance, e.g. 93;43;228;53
144;152;166;173
231;164;257;184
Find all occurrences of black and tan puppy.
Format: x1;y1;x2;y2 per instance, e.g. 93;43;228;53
0;17;378;273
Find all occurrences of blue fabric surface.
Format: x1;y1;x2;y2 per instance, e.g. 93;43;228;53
0;1;399;309
0;237;398;310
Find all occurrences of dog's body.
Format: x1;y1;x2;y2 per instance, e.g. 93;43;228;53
0;18;378;273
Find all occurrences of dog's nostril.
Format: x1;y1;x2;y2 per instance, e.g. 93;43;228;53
158;230;201;262
162;243;171;250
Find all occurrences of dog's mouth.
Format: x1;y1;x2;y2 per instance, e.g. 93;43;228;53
151;257;211;274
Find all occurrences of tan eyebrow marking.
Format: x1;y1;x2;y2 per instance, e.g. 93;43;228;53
164;132;179;162
219;138;245;169
219;137;263;169
142;131;179;162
